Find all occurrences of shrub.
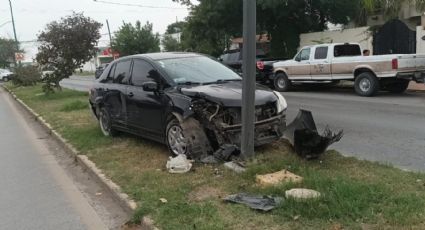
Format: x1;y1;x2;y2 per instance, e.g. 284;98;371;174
11;66;41;86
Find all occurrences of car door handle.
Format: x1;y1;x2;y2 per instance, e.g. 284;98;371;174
128;92;134;97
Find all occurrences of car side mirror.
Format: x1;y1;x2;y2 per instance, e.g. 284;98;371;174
142;81;158;92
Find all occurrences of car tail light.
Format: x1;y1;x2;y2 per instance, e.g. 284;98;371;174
392;59;398;70
256;61;265;70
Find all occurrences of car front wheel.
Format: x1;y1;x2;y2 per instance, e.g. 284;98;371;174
166;119;189;156
3;77;9;82
99;107;117;137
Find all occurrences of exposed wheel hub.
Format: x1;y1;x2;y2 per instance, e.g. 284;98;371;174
359;78;371;92
277;78;286;89
167;125;187;155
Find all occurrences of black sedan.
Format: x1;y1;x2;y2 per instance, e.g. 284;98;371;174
89;52;287;159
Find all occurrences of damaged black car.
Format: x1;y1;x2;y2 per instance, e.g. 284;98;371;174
89;53;287;159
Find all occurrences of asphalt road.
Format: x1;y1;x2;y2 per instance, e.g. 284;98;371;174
0;87;113;230
60;77;425;171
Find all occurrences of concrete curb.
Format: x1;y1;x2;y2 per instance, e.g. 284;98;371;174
0;85;160;228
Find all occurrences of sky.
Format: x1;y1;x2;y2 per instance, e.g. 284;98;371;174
0;0;190;61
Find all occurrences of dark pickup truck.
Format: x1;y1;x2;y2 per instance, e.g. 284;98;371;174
218;50;286;88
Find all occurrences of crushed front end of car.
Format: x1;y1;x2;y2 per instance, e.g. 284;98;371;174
191;100;286;148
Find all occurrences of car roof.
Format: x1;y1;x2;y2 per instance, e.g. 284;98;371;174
130;52;202;61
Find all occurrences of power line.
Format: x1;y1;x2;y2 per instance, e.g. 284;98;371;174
93;0;187;10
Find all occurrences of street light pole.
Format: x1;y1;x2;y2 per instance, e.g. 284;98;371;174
8;0;19;65
241;0;256;159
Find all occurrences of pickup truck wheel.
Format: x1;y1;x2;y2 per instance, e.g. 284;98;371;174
274;73;291;92
385;80;409;93
354;72;379;97
99;107;118;137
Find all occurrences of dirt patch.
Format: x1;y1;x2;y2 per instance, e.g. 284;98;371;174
188;186;225;202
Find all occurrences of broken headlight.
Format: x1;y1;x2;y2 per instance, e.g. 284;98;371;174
274;91;287;114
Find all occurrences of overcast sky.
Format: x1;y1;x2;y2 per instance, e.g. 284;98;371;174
0;0;190;61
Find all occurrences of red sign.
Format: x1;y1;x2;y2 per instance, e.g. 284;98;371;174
15;52;25;61
101;47;119;59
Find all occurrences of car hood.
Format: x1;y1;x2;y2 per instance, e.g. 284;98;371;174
179;81;278;107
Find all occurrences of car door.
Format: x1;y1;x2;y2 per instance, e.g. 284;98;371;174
100;59;131;127
126;58;165;138
289;48;312;80
310;46;331;80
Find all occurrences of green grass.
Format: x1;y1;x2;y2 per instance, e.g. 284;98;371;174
60;100;88;112
5;83;425;230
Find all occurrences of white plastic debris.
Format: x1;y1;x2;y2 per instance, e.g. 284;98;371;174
224;162;246;173
166;154;192;174
285;188;321;200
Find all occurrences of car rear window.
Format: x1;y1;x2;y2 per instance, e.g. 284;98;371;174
334;44;361;57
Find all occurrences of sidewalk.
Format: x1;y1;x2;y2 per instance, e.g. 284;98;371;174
408;82;425;91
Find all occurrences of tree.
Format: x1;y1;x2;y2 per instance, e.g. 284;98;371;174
0;38;19;68
162;21;188;52
162;35;182;52
173;0;361;57
112;21;160;56
355;0;425;25
166;21;187;34
36;12;101;93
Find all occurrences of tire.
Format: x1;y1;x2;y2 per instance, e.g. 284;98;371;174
273;72;291;92
166;118;189;156
99;107;117;137
165;117;211;159
3;77;9;82
385;80;409;94
354;72;380;97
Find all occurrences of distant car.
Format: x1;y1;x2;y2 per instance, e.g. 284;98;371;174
218;50;285;86
39;65;55;80
0;69;14;82
95;63;109;79
89;52;287;159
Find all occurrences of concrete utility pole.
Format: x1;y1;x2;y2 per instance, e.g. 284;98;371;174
241;0;256;159
8;0;19;65
106;19;114;58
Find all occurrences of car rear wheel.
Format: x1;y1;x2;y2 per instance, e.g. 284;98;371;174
274;72;291;92
354;72;380;97
385;80;409;93
99;107;117;137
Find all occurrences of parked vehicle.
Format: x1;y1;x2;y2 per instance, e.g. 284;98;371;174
95;63;109;79
273;43;425;96
218;49;283;84
89;53;287;158
0;68;14;82
39;65;55;80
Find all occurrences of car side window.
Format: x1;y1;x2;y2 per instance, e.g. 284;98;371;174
105;64;116;83
300;48;311;61
113;60;131;84
295;48;311;62
314;47;328;60
131;59;156;86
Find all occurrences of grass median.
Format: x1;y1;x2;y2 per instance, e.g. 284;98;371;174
5;83;425;230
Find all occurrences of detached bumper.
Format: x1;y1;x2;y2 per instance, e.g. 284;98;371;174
218;114;286;146
397;71;425;83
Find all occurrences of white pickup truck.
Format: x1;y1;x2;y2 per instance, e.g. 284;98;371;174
273;43;425;96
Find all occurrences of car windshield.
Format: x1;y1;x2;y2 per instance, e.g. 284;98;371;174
156;56;241;84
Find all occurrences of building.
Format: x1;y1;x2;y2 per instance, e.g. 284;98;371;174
299;2;425;55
